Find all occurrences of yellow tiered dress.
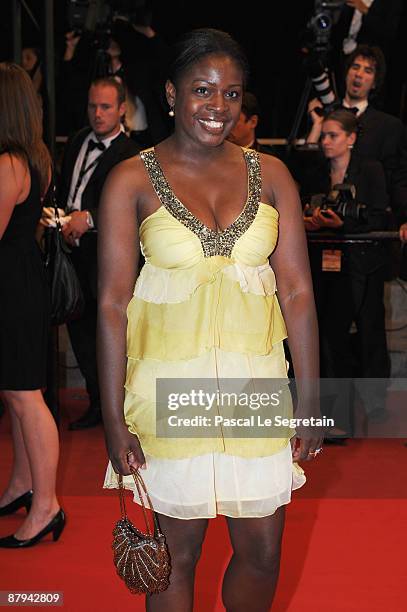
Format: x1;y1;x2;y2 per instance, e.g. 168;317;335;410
104;147;305;518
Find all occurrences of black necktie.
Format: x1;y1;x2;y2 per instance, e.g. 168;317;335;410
342;105;359;115
71;139;106;204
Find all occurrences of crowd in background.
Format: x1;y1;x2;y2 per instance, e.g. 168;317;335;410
2;5;407;436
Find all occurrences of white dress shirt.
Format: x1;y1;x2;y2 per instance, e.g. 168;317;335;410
67;125;124;212
342;99;369;117
343;0;375;55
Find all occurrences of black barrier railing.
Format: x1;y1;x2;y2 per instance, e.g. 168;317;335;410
306;231;400;243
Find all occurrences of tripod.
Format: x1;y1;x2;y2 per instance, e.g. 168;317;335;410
287;77;314;150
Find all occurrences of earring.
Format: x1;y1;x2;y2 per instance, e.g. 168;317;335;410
168;107;175;117
348;144;354;149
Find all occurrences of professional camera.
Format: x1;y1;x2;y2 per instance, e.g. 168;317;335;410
67;0;149;36
307;1;346;53
67;0;150;76
305;183;368;222
305;53;340;115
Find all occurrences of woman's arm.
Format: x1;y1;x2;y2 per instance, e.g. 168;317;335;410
263;155;323;459
306;98;324;144
0;154;27;239
97;157;145;475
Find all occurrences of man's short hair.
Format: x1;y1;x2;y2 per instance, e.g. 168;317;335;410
89;76;126;105
241;92;260;120
345;45;386;95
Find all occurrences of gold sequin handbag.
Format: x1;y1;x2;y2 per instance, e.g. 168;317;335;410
112;468;171;595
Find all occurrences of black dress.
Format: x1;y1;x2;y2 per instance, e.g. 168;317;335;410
0;164;49;390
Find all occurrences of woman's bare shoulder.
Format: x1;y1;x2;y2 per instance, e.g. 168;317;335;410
259;153;298;205
0;152;28;189
0;152;27;174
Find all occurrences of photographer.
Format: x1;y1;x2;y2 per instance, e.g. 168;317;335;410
302;109;389;431
306;45;407;225
57;7;170;143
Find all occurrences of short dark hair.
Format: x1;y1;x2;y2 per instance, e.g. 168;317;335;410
323;109;360;136
168;28;249;88
89;76;126;105
241;92;260;120
345;44;386;95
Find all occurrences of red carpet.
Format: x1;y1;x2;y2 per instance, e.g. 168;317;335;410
1;389;407;611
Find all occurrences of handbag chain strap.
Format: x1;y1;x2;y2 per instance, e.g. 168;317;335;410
117;467;164;539
51;184;62;232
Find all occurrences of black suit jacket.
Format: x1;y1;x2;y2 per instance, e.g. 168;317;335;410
58;128;140;227
57;128;140;297
355;106;407;222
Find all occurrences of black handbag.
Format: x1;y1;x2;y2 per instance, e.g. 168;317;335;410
45;187;84;326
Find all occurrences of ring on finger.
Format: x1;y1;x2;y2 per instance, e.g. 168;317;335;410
308;447;323;457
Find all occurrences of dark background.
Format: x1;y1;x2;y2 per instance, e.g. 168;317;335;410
1;0;406;138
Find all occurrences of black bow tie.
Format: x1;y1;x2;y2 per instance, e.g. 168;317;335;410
87;139;106;152
342;106;359;116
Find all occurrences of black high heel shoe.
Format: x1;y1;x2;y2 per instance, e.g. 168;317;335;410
0;509;66;548
0;491;33;517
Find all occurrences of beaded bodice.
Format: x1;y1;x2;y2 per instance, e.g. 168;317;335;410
140;148;262;258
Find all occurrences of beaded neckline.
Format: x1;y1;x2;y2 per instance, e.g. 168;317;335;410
140;147;262;258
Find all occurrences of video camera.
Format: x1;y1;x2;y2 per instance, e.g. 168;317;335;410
67;0;150;47
305;183;368;222
307;0;346;53
306;1;346;53
304;1;347;116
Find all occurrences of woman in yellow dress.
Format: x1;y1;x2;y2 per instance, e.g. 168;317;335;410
99;28;322;611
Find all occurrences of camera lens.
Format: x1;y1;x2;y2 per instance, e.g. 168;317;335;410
316;13;332;31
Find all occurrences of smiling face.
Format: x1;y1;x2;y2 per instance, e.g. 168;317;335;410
166;53;244;147
321;119;356;160
345;55;376;102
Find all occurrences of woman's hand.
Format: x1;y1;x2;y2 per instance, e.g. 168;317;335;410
306;98;324;144
290;395;324;462
303;205;321;231
312;206;344;229
291;434;324;461
106;425;146;475
308;98;324;127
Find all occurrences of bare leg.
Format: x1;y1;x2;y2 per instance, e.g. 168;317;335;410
1;390;60;539
222;506;286;612
0;400;32;506
146;514;208;612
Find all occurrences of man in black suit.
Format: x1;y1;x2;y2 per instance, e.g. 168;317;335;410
227;92;278;156
58;77;139;430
